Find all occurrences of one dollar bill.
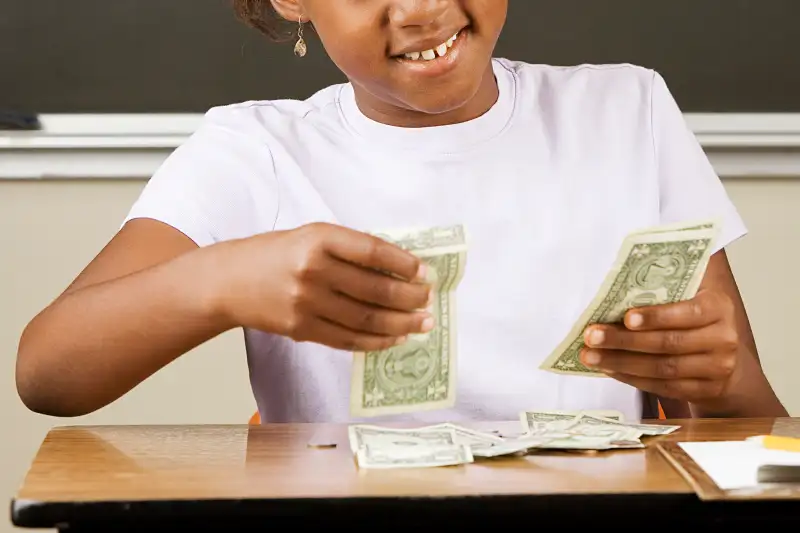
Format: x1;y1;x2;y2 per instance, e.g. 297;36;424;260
348;424;474;469
350;225;468;417
539;220;719;377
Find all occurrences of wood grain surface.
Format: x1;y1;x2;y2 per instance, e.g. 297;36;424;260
15;418;792;504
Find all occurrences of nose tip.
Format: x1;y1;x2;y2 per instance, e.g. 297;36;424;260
389;0;449;27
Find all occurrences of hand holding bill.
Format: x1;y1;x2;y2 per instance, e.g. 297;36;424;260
579;289;741;404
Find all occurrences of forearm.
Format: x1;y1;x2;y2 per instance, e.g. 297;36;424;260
16;245;233;417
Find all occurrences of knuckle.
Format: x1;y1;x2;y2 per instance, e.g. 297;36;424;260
284;288;310;333
297;223;326;248
655;357;680;379
362;238;382;263
699;288;717;305
709;381;727;398
708;290;735;318
368;338;393;351
396;283;424;310
716;290;734;311
283;311;304;337
340;337;360;352
721;328;740;352
716;353;738;377
294;257;315;281
661;330;684;353
293;251;324;282
286;283;307;308
353;336;392;352
410;255;422;275
661;379;683;398
304;221;331;236
373;278;396;303
357;309;379;330
416;285;433;307
379;337;401;350
690;299;704;320
610;331;626;349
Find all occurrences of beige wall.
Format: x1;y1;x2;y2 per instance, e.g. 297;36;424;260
1;177;798;532
0;180;253;532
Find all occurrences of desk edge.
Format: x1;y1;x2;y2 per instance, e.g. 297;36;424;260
11;492;704;528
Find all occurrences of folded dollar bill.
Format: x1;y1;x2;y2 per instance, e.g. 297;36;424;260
539;220;720;377
350;225;468;417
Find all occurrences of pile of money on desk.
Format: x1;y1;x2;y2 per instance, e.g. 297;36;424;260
348;410;680;469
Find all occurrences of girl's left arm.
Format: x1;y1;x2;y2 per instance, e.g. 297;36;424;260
687;250;788;418
580;250;788;418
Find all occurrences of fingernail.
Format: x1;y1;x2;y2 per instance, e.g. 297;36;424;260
628;312;643;328
426;289;435;307
395;336;408;345
585;328;605;347
583;351;602;366
415;263;428;282
420;316;435;332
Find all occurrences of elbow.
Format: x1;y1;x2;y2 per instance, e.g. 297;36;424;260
16;389;75;418
16;372;94;418
15;366;87;418
15;329;96;418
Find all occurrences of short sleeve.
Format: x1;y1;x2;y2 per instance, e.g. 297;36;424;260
123;107;281;247
651;71;747;252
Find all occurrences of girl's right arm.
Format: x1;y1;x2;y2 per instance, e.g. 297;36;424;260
16;218;432;417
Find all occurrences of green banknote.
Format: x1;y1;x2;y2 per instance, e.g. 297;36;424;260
350;225;468;417
539;221;719;377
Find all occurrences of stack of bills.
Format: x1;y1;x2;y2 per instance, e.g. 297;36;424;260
348;410;680;469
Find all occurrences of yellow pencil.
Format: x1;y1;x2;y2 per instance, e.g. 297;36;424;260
747;435;800;453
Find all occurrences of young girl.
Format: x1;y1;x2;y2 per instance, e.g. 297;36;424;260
16;0;787;422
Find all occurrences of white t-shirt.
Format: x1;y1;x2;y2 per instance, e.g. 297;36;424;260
125;59;746;423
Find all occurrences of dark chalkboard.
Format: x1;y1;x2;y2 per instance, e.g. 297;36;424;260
2;0;799;113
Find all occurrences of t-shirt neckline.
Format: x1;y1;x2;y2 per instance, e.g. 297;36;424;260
337;59;516;153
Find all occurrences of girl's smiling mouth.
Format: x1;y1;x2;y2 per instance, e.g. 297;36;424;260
391;28;469;78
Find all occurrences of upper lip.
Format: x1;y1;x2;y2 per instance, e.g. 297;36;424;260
391;26;466;57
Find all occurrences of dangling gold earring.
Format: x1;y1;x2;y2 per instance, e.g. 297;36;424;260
294;16;308;57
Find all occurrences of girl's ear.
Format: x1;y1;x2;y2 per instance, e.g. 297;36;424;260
270;0;308;22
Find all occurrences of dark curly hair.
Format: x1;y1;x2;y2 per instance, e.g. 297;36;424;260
232;0;294;42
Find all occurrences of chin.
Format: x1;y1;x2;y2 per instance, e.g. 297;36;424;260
408;96;473;116
404;80;485;118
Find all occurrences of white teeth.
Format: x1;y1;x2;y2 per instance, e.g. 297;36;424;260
402;30;461;61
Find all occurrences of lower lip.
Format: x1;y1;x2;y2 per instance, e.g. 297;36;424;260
393;30;469;78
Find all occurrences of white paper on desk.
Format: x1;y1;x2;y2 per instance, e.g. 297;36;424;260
678;441;800;490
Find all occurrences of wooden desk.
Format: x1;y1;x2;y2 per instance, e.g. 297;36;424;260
10;418;800;531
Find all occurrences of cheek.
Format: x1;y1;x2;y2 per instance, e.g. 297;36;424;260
330;47;385;85
313;25;388;85
467;0;508;35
